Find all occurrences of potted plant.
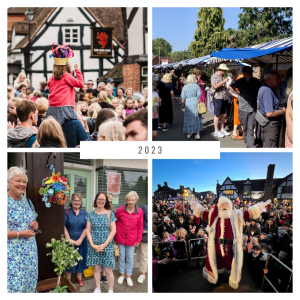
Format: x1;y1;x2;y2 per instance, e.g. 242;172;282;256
46;235;83;293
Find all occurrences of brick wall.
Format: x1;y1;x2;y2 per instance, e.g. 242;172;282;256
123;63;141;92
8;15;26;30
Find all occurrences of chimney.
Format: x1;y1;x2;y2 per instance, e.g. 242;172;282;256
193;187;195;193
216;180;221;198
266;164;275;183
180;185;184;190
164;182;168;187
158;184;161;188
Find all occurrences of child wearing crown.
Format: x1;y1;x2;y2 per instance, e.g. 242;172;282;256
46;43;84;125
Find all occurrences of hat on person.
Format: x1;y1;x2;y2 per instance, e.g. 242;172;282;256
217;196;233;210
218;63;229;71
50;42;74;66
164;216;170;222
107;78;114;83
242;66;253;73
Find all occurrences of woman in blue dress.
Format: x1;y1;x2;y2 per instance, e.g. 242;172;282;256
7;167;38;293
64;193;88;287
86;192;117;293
181;74;204;140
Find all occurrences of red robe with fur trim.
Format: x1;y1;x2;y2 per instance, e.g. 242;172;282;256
193;199;265;289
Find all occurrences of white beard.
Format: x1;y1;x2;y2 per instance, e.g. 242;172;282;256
218;208;232;219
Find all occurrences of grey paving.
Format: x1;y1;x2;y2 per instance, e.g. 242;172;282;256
155;97;262;148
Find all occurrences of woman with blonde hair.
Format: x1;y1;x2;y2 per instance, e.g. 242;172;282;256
97;119;126;141
36;97;49;127
88;102;102;118
17;92;27;100
14;72;27;90
157;73;174;132
32;116;67;148
97;91;113;109
180;74;203;139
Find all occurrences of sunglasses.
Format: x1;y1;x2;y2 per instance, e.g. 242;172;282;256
88;83;94;86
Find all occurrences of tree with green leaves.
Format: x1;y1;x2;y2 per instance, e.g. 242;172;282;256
171;50;192;62
189;8;230;58
232;7;293;47
152;38;172;57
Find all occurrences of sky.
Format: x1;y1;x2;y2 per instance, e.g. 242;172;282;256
152;153;293;195
152;7;243;52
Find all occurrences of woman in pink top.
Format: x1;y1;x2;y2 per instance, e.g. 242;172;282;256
46;43;84;125
115;191;143;287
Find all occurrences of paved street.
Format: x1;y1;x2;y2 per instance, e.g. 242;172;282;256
71;268;147;293
155;97;262;148
153;263;262;293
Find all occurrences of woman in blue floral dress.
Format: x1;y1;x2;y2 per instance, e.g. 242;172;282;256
181;74;203;140
7;167;38;293
86;192;116;293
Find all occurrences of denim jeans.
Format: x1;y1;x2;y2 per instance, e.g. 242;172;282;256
118;245;135;275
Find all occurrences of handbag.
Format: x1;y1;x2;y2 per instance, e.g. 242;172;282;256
141;232;148;243
255;108;270;127
198;102;207;114
107;211;119;257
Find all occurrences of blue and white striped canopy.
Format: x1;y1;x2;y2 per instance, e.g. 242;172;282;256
211;37;293;65
173;59;193;68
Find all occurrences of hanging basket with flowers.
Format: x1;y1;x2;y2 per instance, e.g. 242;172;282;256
38;172;70;207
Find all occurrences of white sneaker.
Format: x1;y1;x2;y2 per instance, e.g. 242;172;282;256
214;131;225;138
137;275;145;283
220;129;230;136
108;290;114;293
93;288;101;293
126;277;133;286
194;134;200;140
117;276;125;284
187;133;192;138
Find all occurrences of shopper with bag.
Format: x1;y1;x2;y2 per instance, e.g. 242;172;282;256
180;74;203;140
115;191;143;287
86;192;117;293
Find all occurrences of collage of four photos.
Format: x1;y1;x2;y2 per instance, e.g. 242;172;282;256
6;6;293;294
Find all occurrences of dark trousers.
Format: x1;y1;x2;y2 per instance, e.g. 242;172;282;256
238;110;256;148
262;120;280;148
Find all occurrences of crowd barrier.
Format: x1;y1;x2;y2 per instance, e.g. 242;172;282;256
262;253;293;293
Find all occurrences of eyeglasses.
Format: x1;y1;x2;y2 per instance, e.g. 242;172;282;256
73;200;81;203
97;199;106;202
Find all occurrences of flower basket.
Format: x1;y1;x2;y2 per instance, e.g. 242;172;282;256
38;172;70;207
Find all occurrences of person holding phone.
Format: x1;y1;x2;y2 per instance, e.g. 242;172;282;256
7;167;39;293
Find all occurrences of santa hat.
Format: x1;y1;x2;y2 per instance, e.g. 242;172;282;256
50;42;74;66
217;196;233;210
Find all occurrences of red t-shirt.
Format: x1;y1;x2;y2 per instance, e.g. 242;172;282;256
48;69;84;107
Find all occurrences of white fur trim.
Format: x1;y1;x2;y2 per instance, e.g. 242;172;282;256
203;267;218;284
220;218;225;257
217;196;233;209
193;203;205;218
208;210;213;225
228;210;244;290
248;203;264;219
206;217;219;282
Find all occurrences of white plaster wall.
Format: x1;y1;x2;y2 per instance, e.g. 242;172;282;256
12;34;25;50
31;50;44;70
119;48;124;56
83;26;91;45
83;49;99;71
128;9;143;56
47;50;54;71
83;72;98;85
32;73;47;90
52;7;90;25
103;59;114;69
34;26;58;46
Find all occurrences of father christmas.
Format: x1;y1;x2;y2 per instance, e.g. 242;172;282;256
188;196;271;289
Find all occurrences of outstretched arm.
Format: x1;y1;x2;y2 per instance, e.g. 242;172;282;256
186;197;209;221
245;199;272;221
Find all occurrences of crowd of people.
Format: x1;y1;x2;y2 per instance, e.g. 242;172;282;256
8;52;148;147
7;166;148;293
152;65;293;148
152;198;293;292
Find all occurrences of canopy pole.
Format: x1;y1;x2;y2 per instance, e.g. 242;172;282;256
276;55;278;71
